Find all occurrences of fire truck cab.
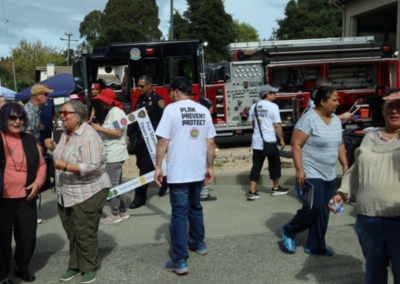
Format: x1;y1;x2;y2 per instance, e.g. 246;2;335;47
72;39;202;114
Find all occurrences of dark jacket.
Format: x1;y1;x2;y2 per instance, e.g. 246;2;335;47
0;132;40;199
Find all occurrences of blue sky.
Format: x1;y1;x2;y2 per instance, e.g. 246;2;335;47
0;0;289;58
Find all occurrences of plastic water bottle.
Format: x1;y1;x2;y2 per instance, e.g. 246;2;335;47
330;199;345;215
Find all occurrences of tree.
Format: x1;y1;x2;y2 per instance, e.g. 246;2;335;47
79;10;103;48
275;0;342;40
79;0;163;47
0;39;66;82
232;20;260;42
174;0;236;62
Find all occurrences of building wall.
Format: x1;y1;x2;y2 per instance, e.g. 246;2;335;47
342;0;399;51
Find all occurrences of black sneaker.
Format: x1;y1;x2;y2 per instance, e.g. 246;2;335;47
200;194;217;201
247;190;260;201
270;186;289;196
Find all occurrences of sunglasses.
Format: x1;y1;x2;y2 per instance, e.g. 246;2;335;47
138;84;149;89
9;115;25;121
58;111;76;116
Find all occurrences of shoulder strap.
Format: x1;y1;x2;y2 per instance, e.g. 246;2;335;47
254;103;265;142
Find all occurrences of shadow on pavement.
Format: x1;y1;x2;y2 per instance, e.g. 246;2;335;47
295;253;365;284
37;198;58;220
98;231;118;269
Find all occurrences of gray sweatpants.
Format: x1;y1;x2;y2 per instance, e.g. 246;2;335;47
106;161;126;216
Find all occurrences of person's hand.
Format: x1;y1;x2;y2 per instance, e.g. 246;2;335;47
126;137;130;144
45;138;56;151
328;194;344;214
54;159;66;170
154;167;164;187
343;112;351;120
279;140;285;150
343;166;349;175
295;169;306;188
90;122;101;131
88;120;92;124
204;167;213;186
40;124;45;131
26;182;40;201
383;91;400;101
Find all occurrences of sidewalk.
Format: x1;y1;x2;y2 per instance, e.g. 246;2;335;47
23;171;393;284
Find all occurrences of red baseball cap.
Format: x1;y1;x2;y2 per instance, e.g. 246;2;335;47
91;83;102;90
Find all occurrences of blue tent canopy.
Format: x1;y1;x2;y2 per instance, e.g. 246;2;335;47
1;86;16;100
15;73;74;100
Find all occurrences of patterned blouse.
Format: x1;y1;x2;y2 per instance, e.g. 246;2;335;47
295;109;343;181
53;122;111;207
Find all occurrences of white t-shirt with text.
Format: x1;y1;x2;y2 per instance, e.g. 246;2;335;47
249;100;282;150
102;107;129;163
155;99;216;183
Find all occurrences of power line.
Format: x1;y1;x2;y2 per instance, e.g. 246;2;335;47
60;33;78;66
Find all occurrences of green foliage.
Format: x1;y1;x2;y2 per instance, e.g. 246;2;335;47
80;0;162;47
275;0;342;40
79;10;103;47
0;39;66;83
174;0;236;62
217;160;224;167
232;20;260;42
76;41;93;53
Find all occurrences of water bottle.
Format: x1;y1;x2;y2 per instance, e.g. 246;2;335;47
330;199;345;215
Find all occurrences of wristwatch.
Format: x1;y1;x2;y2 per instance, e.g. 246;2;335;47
63;163;68;172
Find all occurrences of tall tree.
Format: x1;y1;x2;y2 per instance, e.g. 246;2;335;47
89;0;162;46
0;39;66;82
232;20;260;42
275;0;342;40
79;10;104;48
174;0;235;62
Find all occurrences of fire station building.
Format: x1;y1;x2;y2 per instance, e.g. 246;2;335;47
331;0;399;56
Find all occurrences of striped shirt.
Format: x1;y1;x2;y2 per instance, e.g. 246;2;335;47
53;122;111;207
23;100;41;142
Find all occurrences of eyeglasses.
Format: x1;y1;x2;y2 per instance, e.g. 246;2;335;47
38;92;49;97
58;111;76;117
9;115;25;121
138;84;149;89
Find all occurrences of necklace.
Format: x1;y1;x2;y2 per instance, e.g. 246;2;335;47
4;134;25;171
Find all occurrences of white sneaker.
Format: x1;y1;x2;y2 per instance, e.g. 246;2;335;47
247;191;260;201
37;219;43;224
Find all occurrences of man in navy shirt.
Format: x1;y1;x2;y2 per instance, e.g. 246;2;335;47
40;97;57;152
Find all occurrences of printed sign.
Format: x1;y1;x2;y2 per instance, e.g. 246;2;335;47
97;107;167;199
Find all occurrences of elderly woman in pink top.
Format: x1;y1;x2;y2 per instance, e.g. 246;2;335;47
0;102;46;284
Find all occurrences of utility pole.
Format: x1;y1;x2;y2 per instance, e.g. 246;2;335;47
60;33;78;65
170;0;173;40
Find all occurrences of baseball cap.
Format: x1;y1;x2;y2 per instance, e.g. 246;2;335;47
259;85;279;98
198;98;214;109
31;84;54;96
69;94;79;100
169;77;192;95
91;83;102;90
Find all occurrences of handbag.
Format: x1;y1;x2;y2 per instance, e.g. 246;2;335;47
254;103;278;157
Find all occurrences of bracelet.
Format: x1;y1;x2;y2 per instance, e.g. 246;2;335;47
64;163;68;172
336;192;348;202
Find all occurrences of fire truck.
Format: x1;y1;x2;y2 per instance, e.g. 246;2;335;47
72;36;398;137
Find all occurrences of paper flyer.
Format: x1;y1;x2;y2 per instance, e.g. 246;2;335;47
294;180;315;209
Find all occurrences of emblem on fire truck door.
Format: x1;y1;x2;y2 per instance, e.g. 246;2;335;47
130;48;141;61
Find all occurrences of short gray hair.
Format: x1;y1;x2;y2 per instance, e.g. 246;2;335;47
63;100;88;123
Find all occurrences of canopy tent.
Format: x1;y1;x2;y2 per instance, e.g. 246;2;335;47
0;86;16;100
15;73;74;100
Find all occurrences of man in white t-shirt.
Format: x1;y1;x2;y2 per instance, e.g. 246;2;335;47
90;89;130;224
248;85;288;200
154;77;216;275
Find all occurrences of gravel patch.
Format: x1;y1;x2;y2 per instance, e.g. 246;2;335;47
122;147;294;177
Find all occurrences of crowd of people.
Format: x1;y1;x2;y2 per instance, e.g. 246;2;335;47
0;75;399;284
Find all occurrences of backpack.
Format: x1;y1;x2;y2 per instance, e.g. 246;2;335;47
40;153;55;193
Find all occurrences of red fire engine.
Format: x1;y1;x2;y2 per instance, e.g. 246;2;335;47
72;36;398;137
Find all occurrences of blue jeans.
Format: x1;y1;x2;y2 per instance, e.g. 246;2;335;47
169;181;205;263
355;215;400;284
283;178;336;254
